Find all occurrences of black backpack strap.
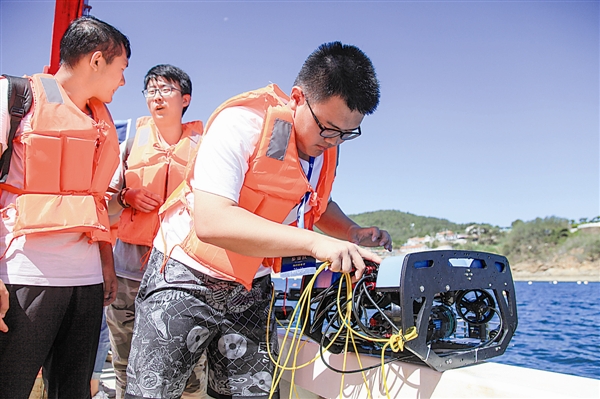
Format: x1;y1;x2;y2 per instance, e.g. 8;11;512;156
1;75;32;183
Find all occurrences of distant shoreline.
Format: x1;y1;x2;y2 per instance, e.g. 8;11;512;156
373;249;599;283
512;273;599;283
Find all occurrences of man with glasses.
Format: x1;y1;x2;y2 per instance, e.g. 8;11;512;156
106;64;206;399
125;42;391;399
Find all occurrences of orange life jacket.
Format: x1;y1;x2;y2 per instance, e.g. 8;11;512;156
117;116;203;247
0;74;120;243
160;84;337;290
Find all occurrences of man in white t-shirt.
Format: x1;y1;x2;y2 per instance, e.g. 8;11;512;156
125;42;391;399
0;16;130;398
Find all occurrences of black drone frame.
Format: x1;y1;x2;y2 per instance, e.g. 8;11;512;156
300;250;518;372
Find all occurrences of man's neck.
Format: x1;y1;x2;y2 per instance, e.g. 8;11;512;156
54;67;90;113
154;120;183;145
297;149;310;161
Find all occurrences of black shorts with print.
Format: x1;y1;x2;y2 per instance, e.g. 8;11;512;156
125;248;280;399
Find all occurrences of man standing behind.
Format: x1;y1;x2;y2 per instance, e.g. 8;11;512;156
0;16;130;399
106;64;205;399
126;42;391;399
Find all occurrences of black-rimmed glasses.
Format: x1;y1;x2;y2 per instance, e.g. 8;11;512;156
305;98;361;141
142;86;181;98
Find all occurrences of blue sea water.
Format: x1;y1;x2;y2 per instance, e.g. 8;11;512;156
491;281;600;380
273;279;600;380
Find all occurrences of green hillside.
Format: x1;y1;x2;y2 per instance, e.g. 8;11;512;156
348;209;469;246
348;210;600;265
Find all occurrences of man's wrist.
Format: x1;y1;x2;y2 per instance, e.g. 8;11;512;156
346;224;359;241
117;187;131;208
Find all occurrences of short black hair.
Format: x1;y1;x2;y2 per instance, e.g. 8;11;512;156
294;42;380;115
144;64;193;116
60;16;131;68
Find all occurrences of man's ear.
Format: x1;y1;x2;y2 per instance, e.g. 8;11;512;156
289;86;305;112
89;51;104;71
182;94;191;108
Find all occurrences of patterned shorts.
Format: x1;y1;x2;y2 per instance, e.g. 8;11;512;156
125;249;280;399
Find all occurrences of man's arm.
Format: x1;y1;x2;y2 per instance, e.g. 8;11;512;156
0;78;10;153
193;190;381;279
106;136;162;216
315;200;392;251
99;242;117;306
107;141;127;216
0;278;8;333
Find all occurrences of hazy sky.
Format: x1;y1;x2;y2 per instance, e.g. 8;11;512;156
1;0;598;227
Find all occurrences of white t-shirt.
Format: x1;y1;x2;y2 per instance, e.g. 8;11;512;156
153;106;323;279
0;77;102;287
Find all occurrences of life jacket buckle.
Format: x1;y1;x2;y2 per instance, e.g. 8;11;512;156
9;106;25;118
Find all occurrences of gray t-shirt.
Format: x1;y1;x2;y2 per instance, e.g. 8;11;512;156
110;120;150;281
113;240;151;281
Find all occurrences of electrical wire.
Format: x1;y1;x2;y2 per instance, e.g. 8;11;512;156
266;260;505;399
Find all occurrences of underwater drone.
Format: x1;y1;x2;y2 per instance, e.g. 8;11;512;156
298;250;518;372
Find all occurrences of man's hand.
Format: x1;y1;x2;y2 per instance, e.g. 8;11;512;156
0;278;9;332
124;188;162;213
347;226;393;251
315;201;393;252
310;235;382;281
99;242;118;306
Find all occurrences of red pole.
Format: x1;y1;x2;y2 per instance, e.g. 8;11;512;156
45;0;90;74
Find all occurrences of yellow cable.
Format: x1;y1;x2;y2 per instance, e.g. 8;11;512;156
268;262;336;398
333;272;375;399
271;263;324;368
338;273;351;398
349;328;373;399
332;273;418;398
266;261;419;399
269;262;347;371
379;326;419;397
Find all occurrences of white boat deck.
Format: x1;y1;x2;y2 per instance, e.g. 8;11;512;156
95;331;599;399
275;333;600;398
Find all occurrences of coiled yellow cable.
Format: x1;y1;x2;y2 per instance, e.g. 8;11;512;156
266;261;418;399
